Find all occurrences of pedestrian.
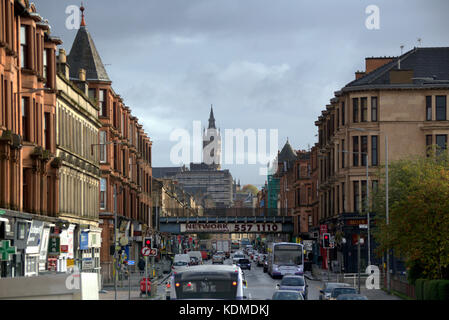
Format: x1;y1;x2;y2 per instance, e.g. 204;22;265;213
138;257;145;274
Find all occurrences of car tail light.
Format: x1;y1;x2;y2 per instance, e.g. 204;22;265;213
166;283;171;288
175;283;180;287
232;281;237;286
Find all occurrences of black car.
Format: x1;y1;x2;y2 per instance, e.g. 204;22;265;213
237;258;251;270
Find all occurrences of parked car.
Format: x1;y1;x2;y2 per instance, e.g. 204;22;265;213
271;290;305;300
237;258;251;270
319;282;351;300
330;287;358;300
337;294;368;300
276;275;308;299
212;254;224;264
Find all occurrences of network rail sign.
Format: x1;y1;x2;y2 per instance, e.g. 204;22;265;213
180;223;282;233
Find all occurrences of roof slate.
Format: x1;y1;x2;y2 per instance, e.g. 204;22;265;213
67;26;110;82
345;47;449;89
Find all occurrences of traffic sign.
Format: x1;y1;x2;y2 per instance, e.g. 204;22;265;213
150;249;158;256
128;260;135;266
141;247;151;256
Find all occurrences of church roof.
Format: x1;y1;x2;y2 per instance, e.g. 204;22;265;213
67;8;110;82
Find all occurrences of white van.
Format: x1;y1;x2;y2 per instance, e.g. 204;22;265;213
187;251;203;265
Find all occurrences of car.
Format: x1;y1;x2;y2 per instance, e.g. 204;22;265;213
271;290;305;300
237;258;251;270
276;275;308;299
337;294;368;300
330;287;358;300
172;260;189;273
232;252;246;265
216;251;225;258
319;282;351;300
212;254;224;264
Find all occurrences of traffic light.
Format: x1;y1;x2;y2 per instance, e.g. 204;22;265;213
144;237;152;248
322;233;330;248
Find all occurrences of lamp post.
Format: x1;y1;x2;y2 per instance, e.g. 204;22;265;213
385;135;390;293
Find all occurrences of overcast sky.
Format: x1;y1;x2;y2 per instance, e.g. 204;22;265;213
36;0;449;188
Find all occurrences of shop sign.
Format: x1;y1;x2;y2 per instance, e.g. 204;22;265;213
82;258;93;269
0;240;17;261
26;221;44;254
346;219;367;226
67;225;75;259
80;232;89;250
48;258;57;271
60;245;69;253
67;259;75;268
48;236;60;255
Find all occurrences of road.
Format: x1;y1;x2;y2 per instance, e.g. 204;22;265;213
102;251;397;300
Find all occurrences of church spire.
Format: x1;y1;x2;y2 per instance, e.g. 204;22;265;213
80;3;86;27
208;105;216;129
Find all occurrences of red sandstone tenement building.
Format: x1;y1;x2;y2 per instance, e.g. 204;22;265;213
0;2;153;281
66;6;153;283
275;141;318;241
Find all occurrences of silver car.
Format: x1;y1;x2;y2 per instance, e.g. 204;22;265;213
212;254;224;264
319;282;351;300
276;275;308;299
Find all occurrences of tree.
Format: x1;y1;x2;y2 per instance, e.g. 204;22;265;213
372;150;449;280
241;184;259;195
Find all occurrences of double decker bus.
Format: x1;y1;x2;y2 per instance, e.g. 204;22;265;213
267;242;304;279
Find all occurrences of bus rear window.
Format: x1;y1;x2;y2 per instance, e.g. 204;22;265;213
175;280;238;299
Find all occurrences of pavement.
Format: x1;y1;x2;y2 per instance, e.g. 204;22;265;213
100;260;173;300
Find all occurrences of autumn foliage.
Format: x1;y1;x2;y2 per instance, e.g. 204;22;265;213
373;151;449;280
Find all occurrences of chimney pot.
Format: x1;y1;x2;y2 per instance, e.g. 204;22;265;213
79;68;86;82
58;49;67;63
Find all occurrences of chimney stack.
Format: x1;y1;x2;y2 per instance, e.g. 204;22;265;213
77;68;89;95
57;48;70;79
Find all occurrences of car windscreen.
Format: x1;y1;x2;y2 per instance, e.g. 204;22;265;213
332;287;357;297
174;261;189;266
234;255;244;259
281;277;305;286
324;283;347;293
